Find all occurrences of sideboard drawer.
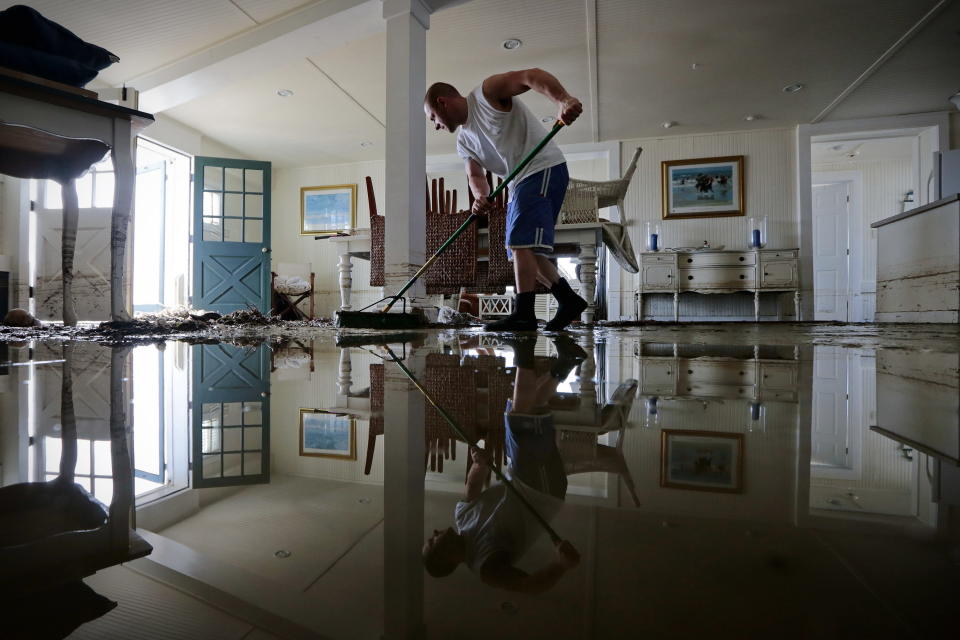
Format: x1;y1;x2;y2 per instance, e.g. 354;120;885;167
760;261;797;288
642;253;675;264
759;363;797;388
679;252;756;267
760;250;797;261
679;267;757;289
641;361;676;385
677;360;758;386
641;264;676;290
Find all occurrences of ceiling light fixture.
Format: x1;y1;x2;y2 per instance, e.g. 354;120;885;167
360;141;374;148
276;89;294;97
743;114;759;122
950;90;960;111
691;62;700;71
781;83;804;94
661;121;676;129
501;38;522;51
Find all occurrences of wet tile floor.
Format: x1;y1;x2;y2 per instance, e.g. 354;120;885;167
1;323;958;639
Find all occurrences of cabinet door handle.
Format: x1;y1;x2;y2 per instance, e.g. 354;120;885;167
686;258;692;263
666;274;672;278
687;275;693;280
738;256;744;261
739;275;745;279
764;272;769;276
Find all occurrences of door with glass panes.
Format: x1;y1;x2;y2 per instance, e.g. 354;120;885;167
193;157;271;313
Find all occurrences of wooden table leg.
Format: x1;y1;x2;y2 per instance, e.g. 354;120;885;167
110;120;134;322
794;290;801;321
576;245;597;323
673;292;679;322
61;178;79;326
754;290;760;322
338;253;354;311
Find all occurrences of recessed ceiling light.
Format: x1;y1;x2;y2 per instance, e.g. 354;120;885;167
502;38;522;51
274;550;291;558
743;114;759;122
277;89;294;97
360;141;374;148
540;116;553;124
691;62;700;71
781;83;804;94
661;121;676;129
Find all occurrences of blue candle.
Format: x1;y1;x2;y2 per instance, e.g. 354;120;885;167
751;229;761;248
649;233;658;251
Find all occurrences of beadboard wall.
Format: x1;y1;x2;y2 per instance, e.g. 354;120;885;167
272;155;610;318
615;127;799;320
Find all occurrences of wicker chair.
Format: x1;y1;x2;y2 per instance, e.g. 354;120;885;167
561;146;642;225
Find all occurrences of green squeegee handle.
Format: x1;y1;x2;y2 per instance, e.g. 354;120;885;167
382;120;565;313
389;350;564;545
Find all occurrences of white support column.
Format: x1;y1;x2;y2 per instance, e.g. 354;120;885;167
383;0;429;306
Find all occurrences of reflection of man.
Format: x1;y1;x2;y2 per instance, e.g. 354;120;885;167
422;336;586;592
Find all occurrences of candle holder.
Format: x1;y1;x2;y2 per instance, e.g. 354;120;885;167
747;216;767;249
746;401;766;433
645;221;662;252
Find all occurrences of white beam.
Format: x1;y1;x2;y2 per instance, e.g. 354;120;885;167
132;0;381;113
382;0;429;302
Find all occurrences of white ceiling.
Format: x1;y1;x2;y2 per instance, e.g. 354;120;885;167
4;0;958;167
811;136;915;164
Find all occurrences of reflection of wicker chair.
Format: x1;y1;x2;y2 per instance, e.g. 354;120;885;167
558;428;641;507
561;147;642;225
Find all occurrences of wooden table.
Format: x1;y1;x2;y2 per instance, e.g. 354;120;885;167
0;68;153;321
328;222;604;322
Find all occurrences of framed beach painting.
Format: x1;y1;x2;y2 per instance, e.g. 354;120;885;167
299;409;357;460
661;155;744;219
300;184;357;235
660;430;743;493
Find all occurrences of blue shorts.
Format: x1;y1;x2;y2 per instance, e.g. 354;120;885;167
504;400;567;499
506;163;569;260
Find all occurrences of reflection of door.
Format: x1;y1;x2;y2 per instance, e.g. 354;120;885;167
192;343;270;487
812;182;849;321
192;157;271;313
811;346;850;473
133;161;166;313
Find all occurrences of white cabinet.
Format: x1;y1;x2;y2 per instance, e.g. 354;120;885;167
638;248;800;321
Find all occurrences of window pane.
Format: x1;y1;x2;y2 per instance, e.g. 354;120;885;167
76;173;93;208
203;191;221;217
202;217;222;241
224;168;243;191
44;436;62;474
94;156;113;172
244;427;262;449
244;219;262;243
76;476;91;492
224;193;242;217
93;440;112;475
223;402;243;426
94;477;113;505
45;181;62;209
244;194;262;218
223;428;242;452
202;428;221;453
203;166;222;190
76;439;91;475
95;171;115;208
245;169;263;193
223;453;242;477
202;454;222;479
201;403;221;427
223;218;242;242
243;402;262;425
243;452;262;475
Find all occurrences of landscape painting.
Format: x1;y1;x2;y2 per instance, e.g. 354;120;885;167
300;184;356;235
662;156;744;219
660;430;743;492
299;409;356;460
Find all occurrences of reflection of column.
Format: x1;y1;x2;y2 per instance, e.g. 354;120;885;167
576;244;597;323
580;332;596;402
59;343;77;479
383;351;426;640
338;253;354;311
109;347;134;542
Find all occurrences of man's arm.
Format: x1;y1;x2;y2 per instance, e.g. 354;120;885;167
479;540;580;594
465;157;493;215
465;446;492;501
481;68;582;125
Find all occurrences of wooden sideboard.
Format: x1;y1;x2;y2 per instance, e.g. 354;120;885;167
637;248;800;321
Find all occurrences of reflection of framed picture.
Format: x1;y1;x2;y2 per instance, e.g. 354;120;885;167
661;156;744;219
299;409;356;459
660;430;743;493
300;184;357;235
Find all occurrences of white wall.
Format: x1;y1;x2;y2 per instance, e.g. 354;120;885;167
616;127;798;319
951;112;960;150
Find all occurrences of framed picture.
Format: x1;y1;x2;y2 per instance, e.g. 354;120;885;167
299;409;357;460
300;184;357;235
660;430;743;493
661;155;744;219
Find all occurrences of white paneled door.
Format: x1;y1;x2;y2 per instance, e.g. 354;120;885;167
811;346;850;472
812;182;850;321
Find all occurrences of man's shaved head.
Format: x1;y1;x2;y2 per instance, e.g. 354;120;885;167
424;82;460;108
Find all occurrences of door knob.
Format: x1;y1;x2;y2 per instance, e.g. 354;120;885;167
262;247;271;253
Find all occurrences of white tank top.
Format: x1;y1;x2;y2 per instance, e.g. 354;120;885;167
456;86;565;201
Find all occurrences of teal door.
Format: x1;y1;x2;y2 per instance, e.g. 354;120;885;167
192;343;270;487
193;157;271;313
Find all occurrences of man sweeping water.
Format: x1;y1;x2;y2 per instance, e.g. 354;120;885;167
424;68;588;331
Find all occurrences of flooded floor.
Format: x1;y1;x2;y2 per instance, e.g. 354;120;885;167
1;323;958;639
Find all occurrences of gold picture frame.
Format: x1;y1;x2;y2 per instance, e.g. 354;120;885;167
300;184;357;235
660;429;744;493
661;155;745;219
299;409;357;460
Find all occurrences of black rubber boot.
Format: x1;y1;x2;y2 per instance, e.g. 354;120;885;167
485;292;538;332
544;279;588;331
502;335;537;369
